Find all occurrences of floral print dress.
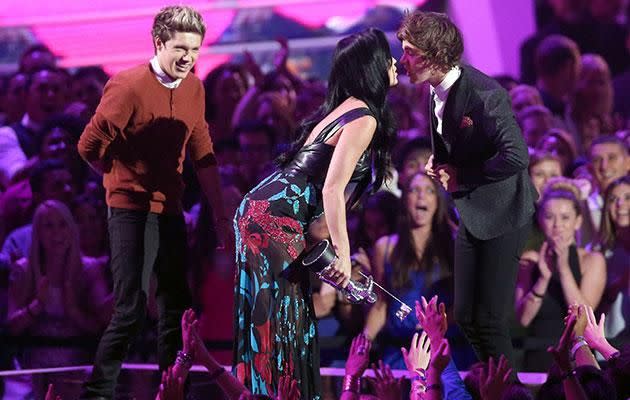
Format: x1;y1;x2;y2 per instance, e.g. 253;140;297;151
232;108;374;399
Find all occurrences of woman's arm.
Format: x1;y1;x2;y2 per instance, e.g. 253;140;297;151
7;260;40;335
514;252;549;327
558;250;606;309
322;114;377;286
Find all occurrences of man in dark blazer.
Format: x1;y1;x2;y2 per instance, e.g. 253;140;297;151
398;11;538;369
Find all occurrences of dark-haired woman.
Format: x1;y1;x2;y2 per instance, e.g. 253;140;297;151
361;173;470;399
232;28;397;399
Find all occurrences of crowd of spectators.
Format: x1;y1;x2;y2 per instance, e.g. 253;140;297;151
0;0;629;398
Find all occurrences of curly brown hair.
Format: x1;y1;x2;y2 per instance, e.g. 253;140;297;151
397;11;464;72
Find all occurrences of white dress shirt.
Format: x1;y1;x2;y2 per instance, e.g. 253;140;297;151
150;56;182;89
431;66;461;136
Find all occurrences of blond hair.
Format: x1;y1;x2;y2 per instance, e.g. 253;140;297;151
30;200;82;282
152;5;206;45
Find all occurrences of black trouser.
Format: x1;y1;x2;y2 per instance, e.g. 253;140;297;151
453;222;530;369
82;208;191;399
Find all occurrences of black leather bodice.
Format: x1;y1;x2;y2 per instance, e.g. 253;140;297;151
283;107;374;209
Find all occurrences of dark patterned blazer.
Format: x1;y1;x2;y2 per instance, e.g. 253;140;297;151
430;65;538;240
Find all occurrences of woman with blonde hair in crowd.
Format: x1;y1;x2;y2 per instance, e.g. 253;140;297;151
515;179;606;371
590;175;630;340
7;200;111;399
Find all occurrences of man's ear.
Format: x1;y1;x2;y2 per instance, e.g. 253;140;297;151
154;36;164;52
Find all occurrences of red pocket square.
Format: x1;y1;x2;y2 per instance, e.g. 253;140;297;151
460;116;473;128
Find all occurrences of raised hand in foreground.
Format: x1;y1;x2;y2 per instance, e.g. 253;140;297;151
157;366;184;400
346;333;372;378
415;296;447;344
582;305;619;360
478;355;512;400
402;331;431;378
371;360;402;400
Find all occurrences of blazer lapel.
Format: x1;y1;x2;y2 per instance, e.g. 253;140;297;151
442;67;471;149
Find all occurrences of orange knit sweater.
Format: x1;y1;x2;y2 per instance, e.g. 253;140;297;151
78;64;215;214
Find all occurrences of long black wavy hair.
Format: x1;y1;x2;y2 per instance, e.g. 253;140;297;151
277;27;396;190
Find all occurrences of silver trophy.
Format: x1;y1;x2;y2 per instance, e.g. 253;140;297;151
302;239;412;320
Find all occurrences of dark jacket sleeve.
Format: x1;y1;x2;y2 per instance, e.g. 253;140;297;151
458;88;529;189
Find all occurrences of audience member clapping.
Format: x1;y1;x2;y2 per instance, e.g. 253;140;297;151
516;180;606;371
7;200;111;399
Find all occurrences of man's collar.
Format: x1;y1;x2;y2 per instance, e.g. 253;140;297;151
150;56;182;88
431;66;461;101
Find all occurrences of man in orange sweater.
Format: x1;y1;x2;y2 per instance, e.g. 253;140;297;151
77;6;228;399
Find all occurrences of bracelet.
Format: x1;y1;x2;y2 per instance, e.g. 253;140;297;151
342;375;360;393
414;367;427;381
570;340;588;361
411;379;426;393
531;289;545;299
426;383;443;392
175;350;193;370
208;367;226;382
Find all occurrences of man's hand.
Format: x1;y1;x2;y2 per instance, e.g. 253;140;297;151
435;163;458;192
425;154;436;178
